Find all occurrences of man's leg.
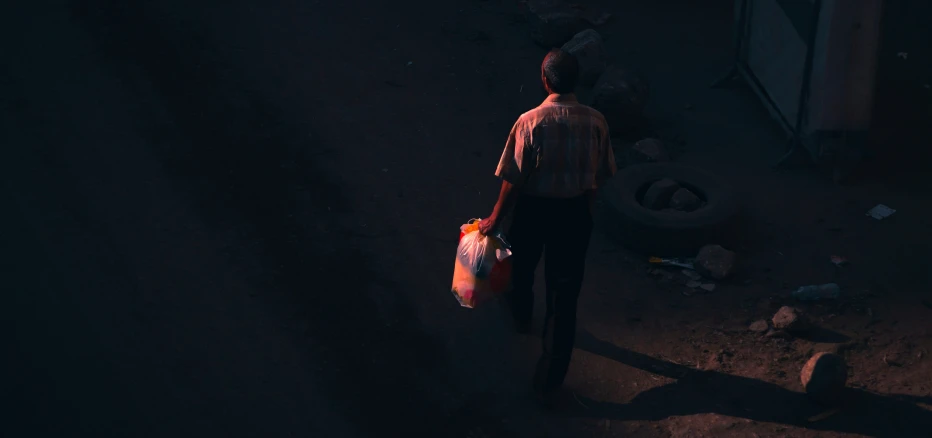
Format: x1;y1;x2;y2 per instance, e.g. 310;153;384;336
534;197;592;393
505;196;544;334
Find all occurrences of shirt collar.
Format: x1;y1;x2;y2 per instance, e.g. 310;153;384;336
543;93;578;105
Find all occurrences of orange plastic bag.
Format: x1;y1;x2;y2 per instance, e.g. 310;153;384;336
451;219;513;308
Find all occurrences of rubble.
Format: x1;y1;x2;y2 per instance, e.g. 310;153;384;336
801;352;848;405
627;138;670;164
561;29;606;86
772;306;811;334
591;66;649;132
527;1;589;48
642;178;679;210
669;188;701;212
749;319;769;333
694;244;737;280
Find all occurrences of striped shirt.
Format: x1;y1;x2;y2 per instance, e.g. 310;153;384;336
495;94;616;198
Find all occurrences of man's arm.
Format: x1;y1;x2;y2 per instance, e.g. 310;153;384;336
480;120;528;235
483;180;518;233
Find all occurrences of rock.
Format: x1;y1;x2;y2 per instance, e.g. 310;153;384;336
800;352;848;405
772;306;811;334
699;283;716;292
642;178;680;210
527;1;589;48
686;280;701;288
749;319;769;333
591;66;650;133
669;188;702;212
561;29;606;86
628;138;670;164
694;245;737;280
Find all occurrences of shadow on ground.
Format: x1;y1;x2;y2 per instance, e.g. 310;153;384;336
567;331;932;436
797;327;850;344
69;1;458;435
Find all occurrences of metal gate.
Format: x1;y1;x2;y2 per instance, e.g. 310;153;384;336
721;0;883;165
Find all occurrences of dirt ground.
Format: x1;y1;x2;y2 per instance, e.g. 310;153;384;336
2;0;931;437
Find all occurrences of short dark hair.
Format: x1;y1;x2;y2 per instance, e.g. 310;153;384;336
541;49;579;94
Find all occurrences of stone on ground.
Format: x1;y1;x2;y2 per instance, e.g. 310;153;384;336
749;319;769;333
591;66;650;133
527;0;589;48
694;244;737;280
642;178;679;210
561;29;606;86
628;138;670;164
669;187;701;212
801;352;848;405
772;306;811;334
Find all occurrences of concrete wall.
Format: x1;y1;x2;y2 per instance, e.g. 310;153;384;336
807;0;883;132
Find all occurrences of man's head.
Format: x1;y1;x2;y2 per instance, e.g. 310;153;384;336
541;49;579;94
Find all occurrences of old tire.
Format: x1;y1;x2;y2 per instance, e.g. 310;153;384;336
597;163;739;256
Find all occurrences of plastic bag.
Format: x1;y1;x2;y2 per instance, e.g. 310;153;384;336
450;219;513;308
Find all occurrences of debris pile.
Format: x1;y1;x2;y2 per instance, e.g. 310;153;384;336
648;244;736;295
527;1;589;48
560;29;606;86
627;138;670;164
524;0;646;135
590;66;650;133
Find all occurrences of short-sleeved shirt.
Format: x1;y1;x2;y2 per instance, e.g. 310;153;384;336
495;94;616;198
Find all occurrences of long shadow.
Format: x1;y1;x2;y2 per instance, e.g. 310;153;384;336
797;327;850;344
570;331;932;437
70;1;458;435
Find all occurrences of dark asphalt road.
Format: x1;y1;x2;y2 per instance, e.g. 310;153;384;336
2;1;556;436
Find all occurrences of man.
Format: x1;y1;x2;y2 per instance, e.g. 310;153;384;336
478;49;616;403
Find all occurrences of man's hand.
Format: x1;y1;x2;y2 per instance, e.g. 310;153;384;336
481;180;518;236
478;216;499;236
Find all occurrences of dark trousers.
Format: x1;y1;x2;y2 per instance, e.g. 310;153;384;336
505;193;592;393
